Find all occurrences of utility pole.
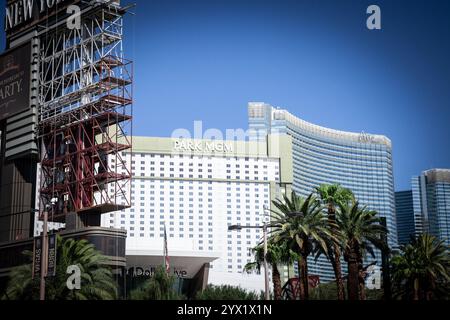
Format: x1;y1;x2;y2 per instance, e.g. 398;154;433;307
380;217;392;300
228;216;271;300
262;221;270;300
40;198;56;301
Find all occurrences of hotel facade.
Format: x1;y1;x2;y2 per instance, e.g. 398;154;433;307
100;135;293;292
248;102;398;282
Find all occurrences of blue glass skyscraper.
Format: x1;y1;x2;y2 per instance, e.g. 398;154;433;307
411;169;450;246
248;102;398;282
395;191;415;245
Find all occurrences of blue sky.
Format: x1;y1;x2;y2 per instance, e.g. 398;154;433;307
1;0;449;190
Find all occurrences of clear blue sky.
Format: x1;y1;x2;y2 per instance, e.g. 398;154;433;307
1;0;449;190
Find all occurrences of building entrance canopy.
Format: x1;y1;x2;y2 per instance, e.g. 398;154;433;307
126;250;219;279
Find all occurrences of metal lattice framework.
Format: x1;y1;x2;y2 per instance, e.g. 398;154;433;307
37;2;132;222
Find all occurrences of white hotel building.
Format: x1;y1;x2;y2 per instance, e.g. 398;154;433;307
100;135;293;292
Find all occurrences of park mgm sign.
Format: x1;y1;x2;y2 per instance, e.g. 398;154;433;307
173;139;234;153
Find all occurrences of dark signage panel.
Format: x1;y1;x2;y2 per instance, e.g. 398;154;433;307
47;234;57;277
32;237;42;279
0;43;31;121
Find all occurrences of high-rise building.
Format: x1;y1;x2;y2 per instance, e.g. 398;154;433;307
248;102;398;282
1;0;133;293
395;190;415;245
100;135;293;292
411;169;450;246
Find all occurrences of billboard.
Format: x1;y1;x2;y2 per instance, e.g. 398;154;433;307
0;43;31;121
4;0;82;37
47;234;57;277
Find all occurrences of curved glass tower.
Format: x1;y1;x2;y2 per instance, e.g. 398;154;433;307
248;102;398;282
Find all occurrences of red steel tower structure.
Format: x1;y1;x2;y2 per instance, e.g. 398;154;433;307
0;1;133;293
37;2;133;228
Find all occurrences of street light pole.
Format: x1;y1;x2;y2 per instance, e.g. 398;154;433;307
40;209;48;301
228;205;272;300
380;217;392;300
40;198;57;301
262;221;270;300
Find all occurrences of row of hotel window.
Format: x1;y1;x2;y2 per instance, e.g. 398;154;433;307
289;128;390;151
125;197;268;205
292;138;390;157
129;184;271;192
126;153;274;160
111;158;279;172
128;161;275;169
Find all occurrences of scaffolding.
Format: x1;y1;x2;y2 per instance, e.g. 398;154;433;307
37;2;133;223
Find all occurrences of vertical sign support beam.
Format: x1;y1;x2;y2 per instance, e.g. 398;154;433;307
380;217;392;300
263;222;270;300
40;210;48;301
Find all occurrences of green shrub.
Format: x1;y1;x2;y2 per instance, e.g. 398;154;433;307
195;285;264;300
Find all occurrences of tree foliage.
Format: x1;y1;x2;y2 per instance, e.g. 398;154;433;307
195;285;264;300
128;266;184;300
337;200;387;300
315;183;354;300
2;236;118;300
391;234;449;300
309;281;383;300
270;191;337;299
244;239;294;300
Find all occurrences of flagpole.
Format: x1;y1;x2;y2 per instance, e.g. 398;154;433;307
163;221;170;275
163;221;166;271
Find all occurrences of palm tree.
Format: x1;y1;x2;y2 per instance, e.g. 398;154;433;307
270;191;337;300
2;236;118;300
391;234;449;300
337;201;387;300
244;239;294;300
315;184;354;300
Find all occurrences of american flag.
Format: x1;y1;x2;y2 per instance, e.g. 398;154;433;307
163;222;170;274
